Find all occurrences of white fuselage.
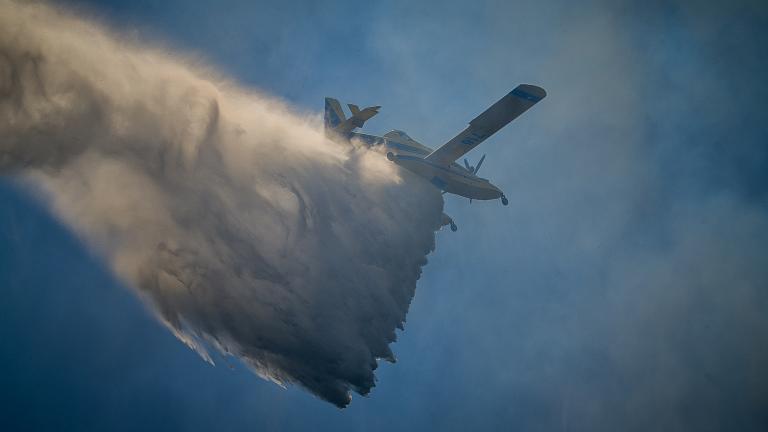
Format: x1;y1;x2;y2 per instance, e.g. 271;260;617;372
351;131;504;201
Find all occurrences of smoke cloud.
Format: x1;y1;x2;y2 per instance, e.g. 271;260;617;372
0;0;444;407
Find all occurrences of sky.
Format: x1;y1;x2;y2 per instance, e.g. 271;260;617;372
1;0;767;431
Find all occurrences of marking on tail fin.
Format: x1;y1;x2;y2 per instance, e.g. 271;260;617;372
324;98;345;129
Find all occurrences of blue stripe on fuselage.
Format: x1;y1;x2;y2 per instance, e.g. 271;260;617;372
431;176;448;189
351;133;383;145
350;133;431;156
385;140;431;156
395;155;489;183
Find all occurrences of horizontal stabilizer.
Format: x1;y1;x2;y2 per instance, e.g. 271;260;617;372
350;104;380;122
325;98;381;137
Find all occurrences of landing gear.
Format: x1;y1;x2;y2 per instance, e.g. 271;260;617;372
501;195;509;206
441;212;458;232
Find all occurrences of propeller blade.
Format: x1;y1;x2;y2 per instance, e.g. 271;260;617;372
474;154;486;174
463;158;472;172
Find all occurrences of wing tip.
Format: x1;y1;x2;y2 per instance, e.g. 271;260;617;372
511;84;547;102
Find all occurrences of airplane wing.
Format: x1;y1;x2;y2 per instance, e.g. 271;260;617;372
425;84;546;166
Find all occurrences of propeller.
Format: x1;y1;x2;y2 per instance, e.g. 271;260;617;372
474;154;486;173
463;154;486;175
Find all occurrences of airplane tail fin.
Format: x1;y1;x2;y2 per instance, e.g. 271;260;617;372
324;98;346;132
324;98;380;137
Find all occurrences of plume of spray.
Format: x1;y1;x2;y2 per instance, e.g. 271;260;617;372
0;0;444;407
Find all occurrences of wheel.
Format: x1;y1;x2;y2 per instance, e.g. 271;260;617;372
386;152;395;161
450;223;458;232
501;196;509;206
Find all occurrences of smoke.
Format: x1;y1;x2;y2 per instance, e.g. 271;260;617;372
0;0;444;407
363;1;768;429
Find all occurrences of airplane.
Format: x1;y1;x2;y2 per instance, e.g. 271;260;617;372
324;84;546;231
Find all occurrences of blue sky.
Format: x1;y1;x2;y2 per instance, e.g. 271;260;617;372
1;0;767;430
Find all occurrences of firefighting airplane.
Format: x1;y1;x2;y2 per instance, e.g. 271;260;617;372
324;84;546;231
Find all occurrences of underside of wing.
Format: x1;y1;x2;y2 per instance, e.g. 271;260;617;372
425;84;546;166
